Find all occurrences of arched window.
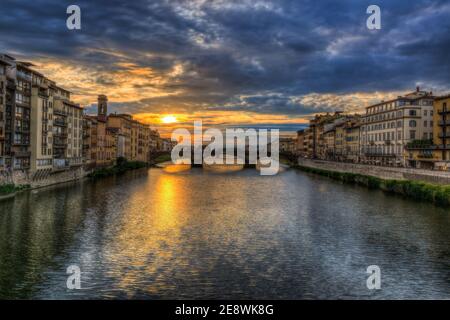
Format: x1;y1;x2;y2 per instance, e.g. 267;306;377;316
409;120;417;127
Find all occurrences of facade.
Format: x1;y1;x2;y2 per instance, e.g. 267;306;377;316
30;70;53;174
82;115;97;168
360;88;434;166
323;128;336;160
309;112;344;159
0;54;16;169
107;114;132;159
405;95;450;170
52;86;83;171
343;119;361;163
296;129;308;157
279;137;296;154
434;95;450;163
11;61;33;170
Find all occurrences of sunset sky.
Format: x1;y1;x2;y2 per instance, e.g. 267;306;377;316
1;0;449;136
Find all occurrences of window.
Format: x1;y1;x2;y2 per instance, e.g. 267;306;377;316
409;120;417;127
424;121;427;127
410;130;416;140
409;110;417;116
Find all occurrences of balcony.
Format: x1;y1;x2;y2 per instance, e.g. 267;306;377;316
53;118;67;127
438;109;450;115
53;158;69;171
364;152;397;157
12;150;31;158
53;109;68;116
439;132;450;139
53;139;67;146
438;120;450;126
13;141;30;146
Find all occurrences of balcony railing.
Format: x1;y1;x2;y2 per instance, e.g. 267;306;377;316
12;151;31;158
438;110;450;115
53;158;69;170
438;120;450;126
439;132;450;139
53;118;67;126
53;109;68;116
364;152;397;157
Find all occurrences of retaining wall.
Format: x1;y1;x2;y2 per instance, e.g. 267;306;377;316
298;159;450;185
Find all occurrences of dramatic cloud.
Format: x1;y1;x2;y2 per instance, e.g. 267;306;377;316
1;0;449;135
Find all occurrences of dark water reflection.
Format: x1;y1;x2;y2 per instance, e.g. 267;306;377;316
0;167;449;299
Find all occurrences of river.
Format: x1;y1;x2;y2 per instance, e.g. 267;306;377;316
0;166;449;299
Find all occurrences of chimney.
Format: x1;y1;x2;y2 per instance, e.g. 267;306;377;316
416;86;420;92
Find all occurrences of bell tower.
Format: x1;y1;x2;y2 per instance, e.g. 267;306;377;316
98;94;108;122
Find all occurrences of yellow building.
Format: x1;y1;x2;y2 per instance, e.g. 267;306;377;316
343;120;361;163
107;114;132;160
323;128;335;160
433;95;450;164
405;94;450;170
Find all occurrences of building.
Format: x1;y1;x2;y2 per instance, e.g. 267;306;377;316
0;54;16;170
434;95;450;165
10;61;33;170
309;112;344;159
296;129;309;157
279;137;296;154
405;95;450;170
52;85;83;171
323;128;336;160
343;118;361;163
29;69;54;174
360;87;434;166
107;113;132;159
82;115;97;168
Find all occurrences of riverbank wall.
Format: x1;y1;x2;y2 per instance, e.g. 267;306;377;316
0;166;89;190
297;158;450;185
295;159;450;207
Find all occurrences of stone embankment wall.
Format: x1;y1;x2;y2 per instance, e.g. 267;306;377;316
0;167;90;189
298;159;450;185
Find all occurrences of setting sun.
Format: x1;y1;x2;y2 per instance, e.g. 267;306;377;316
161;115;177;124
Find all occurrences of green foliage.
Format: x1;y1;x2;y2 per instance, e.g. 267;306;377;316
406;139;433;149
294;165;450;207
0;184;30;195
88;159;147;179
153;154;172;164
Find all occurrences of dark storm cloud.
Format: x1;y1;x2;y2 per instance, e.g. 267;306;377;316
1;0;449;116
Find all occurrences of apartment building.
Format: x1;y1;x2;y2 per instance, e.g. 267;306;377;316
279;137;296;154
434;95;450;163
107;113;132;159
149;129;160;153
0;55;15;169
323;128;336;159
360;87;434;166
309;112;344;159
321;115;360;162
343;119;361;163
30;70;54;174
82;115;97;168
52;86;83;171
10;61;33;170
405;95;450;170
296;129;308;157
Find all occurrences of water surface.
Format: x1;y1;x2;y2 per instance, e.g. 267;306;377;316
0;167;449;299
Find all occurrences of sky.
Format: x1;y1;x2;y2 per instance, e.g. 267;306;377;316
1;0;449;136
